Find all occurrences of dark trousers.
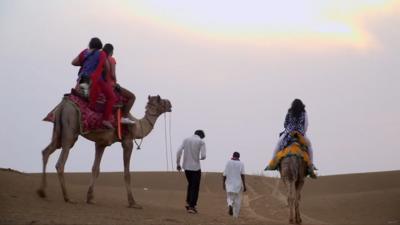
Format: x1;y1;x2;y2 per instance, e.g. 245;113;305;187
185;170;201;208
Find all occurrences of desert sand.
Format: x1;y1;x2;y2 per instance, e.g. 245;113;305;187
0;168;399;225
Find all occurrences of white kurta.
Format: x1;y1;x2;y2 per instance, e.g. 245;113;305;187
223;160;245;193
223;159;245;218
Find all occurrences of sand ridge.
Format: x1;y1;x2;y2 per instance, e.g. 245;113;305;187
0;169;399;225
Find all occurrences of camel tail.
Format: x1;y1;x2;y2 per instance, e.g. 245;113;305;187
51;100;65;146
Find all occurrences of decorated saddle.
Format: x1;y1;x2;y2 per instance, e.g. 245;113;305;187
267;131;312;170
43;89;124;135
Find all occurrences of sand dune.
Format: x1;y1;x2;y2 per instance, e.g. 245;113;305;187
0;168;399;225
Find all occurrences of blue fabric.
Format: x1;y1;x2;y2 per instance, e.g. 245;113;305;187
79;50;101;79
279;112;306;150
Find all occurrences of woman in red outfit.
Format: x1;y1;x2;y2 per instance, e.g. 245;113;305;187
71;37;116;129
102;43;136;124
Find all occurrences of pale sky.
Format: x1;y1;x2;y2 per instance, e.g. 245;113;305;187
1;0;399;176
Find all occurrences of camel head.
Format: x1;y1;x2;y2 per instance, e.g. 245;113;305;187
145;95;172;116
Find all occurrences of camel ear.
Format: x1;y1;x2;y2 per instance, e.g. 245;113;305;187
157;95;161;102
148;95;151;100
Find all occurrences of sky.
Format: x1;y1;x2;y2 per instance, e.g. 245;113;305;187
0;0;400;176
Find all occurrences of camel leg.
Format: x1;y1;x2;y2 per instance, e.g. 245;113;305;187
287;181;295;224
122;140;142;209
55;144;76;203
37;141;60;198
295;180;304;224
55;119;78;203
86;143;106;204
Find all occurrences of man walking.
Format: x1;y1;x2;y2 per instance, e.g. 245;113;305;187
223;152;246;218
176;130;206;214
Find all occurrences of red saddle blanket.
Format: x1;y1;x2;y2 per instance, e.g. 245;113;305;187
44;94;120;134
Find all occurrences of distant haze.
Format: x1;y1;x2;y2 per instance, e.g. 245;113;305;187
0;1;399;175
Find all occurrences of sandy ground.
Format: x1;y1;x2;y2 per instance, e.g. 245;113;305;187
0;168;399;225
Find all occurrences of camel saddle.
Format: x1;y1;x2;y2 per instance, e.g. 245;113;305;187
43;89;125;134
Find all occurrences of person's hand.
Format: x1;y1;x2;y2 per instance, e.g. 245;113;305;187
177;165;182;171
243;186;247;192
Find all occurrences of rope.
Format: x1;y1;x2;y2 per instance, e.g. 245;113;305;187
169;113;174;171
164;114;169;171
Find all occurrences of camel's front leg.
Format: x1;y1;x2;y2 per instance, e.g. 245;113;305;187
87;143;106;204
122;140;142;209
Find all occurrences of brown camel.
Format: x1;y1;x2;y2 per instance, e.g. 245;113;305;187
279;133;308;224
37;95;172;208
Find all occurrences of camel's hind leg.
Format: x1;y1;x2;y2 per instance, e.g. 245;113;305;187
287;181;296;224
295;178;305;224
37;140;60;198
86;143;106;204
55;105;79;203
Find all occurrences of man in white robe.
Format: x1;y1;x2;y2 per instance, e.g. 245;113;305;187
223;152;246;218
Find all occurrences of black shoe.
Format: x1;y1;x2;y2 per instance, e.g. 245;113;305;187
228;205;233;216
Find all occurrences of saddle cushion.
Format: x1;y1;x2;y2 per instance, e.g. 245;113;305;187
267;143;311;170
43;94;121;134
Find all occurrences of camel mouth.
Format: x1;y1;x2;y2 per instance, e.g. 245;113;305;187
165;100;172;112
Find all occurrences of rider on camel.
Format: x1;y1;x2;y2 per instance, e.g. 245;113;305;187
102;43;136;124
265;99;317;178
71;37;116;129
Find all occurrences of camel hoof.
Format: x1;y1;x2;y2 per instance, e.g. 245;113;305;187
289;219;294;224
128;203;143;209
65;199;77;204
37;189;46;198
86;199;97;205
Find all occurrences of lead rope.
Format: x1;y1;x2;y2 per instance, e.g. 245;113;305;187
133;120;144;150
168;113;174;171
164;114;170;171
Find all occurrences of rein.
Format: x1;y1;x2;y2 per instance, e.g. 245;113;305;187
133;110;158;150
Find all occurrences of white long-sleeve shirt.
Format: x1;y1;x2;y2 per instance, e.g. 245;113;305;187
176;135;206;171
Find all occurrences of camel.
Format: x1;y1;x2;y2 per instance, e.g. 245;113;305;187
37;95;172;208
278;132;309;224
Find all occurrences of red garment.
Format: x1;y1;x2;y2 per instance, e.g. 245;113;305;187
106;56;117;86
89;51;117;121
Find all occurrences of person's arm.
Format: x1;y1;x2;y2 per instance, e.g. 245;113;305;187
222;162;228;191
241;164;246;192
110;57;117;83
284;112;289;129
71;49;85;66
222;176;226;191
200;142;206;160
104;58;111;80
176;141;184;171
241;174;247;192
304;112;309;133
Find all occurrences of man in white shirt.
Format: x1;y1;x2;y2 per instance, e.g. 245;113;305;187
223;152;246;218
176;130;206;214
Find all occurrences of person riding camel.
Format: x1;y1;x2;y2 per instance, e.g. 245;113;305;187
265;99;317;178
71;37;116;129
102;43;136;125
